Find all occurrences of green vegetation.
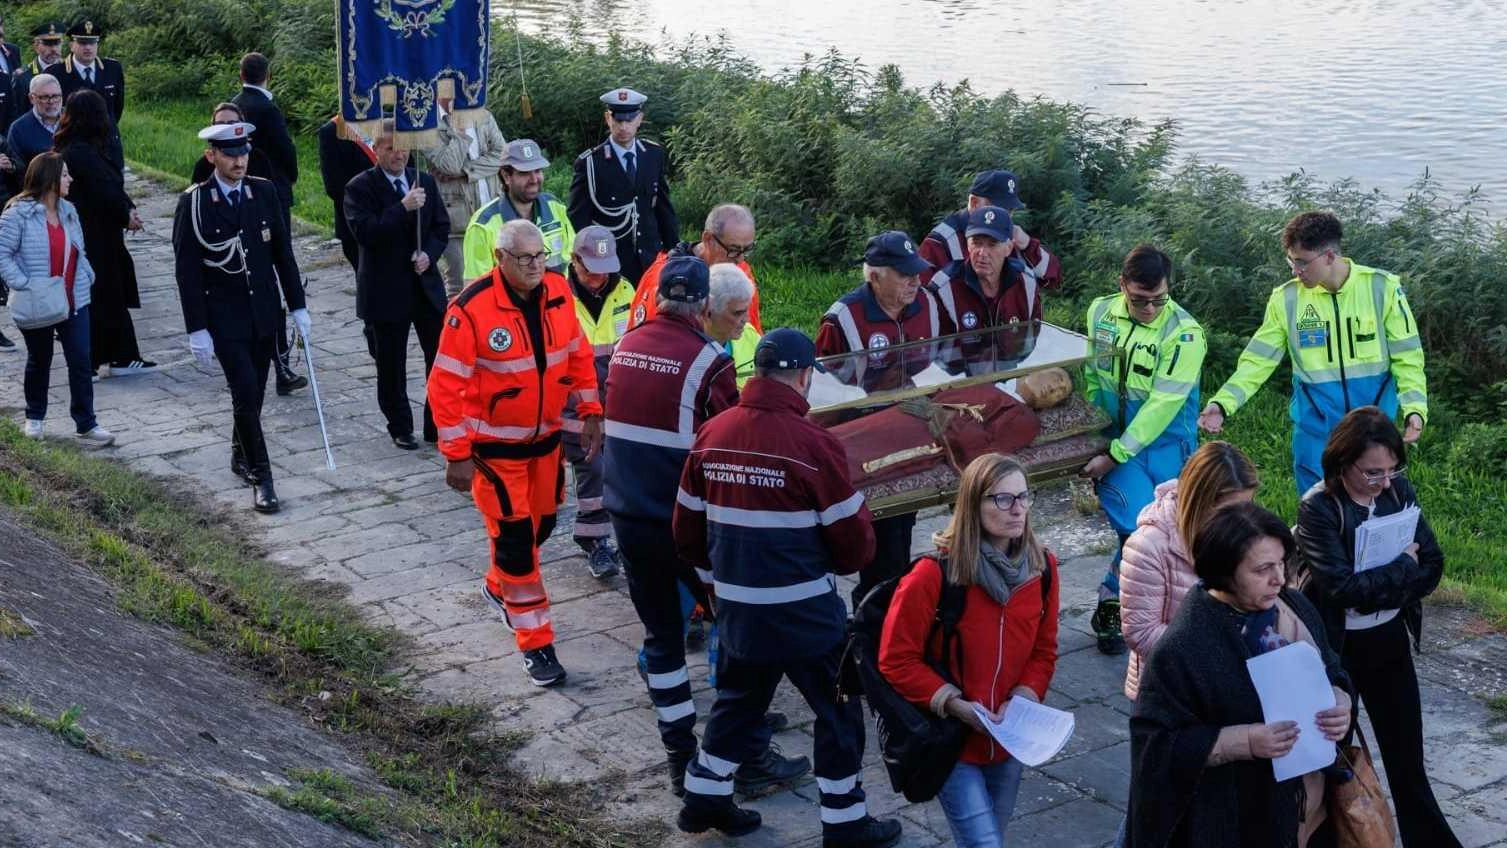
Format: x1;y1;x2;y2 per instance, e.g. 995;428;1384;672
0;423;653;846
0;606;34;638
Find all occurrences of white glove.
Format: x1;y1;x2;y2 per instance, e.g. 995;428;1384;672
188;329;215;368
291;308;312;341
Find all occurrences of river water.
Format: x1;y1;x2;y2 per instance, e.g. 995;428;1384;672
501;0;1507;204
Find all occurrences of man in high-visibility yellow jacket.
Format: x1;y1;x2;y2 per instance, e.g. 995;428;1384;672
562;225;635;579
1083;244;1207;655
1200;211;1426;494
462;139;575;280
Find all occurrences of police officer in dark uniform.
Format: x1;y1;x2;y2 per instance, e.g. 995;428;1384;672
10;22;64;123
566;87;678;284
0;15;24;135
172;122;311;514
57;20;125;122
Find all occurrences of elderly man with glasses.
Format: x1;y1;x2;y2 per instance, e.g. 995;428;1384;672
6;73;63;171
1083;244;1207;655
1199;210;1428;494
627;203;763;332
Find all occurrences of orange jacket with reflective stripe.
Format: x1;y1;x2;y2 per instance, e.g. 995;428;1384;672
428;267;602;461
626;247;763;333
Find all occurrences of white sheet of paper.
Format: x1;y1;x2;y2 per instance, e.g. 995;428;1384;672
1245;641;1337;781
808;369;868;406
1352;505;1420;572
909;361;956;388
972;698;1076;767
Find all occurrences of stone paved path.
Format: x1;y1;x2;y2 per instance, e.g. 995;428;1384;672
2;174;1505;847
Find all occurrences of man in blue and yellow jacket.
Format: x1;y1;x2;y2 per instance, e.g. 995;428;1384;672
1083;245;1207;655
1200;211;1426;494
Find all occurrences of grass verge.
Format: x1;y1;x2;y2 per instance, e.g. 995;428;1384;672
0;422;657;847
0;701;102;755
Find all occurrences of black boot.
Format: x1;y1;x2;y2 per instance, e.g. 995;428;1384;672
666;749;694;798
733;741;810;796
275;359;308;396
230;455;256;486
677;801;761;837
253;479;280;514
823;816;903;848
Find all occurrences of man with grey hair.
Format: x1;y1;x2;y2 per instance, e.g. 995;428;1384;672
6;73;63;170
344;127;450;450
429;217;603;688
705;264;760;385
628;203;762;331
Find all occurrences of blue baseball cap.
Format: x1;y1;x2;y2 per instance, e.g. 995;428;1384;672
659;255;710;303
968;169;1025;210
754;327;825;372
965;206;1014;242
863;231;930;276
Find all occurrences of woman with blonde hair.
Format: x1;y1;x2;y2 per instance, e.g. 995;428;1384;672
879;453;1059;846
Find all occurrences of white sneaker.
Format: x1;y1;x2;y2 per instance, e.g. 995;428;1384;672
22;419;43;439
75;426;116;447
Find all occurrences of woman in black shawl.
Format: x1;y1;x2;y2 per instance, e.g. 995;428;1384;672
1128;503;1352;848
54;88;149;374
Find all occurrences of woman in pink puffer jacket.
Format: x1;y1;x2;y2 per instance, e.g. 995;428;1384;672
1120;441;1261;699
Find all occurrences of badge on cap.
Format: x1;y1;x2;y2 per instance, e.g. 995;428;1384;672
984;210;996;224
522;144;534;158
617;89;629;102
1008;178;1016;194
903;240;914;253
595;241;608;257
85;21;95;34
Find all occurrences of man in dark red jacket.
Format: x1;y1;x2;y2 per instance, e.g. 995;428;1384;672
919;168;1061;290
673;329;901;847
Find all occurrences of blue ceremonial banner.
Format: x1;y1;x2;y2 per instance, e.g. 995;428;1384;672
337;0;491;146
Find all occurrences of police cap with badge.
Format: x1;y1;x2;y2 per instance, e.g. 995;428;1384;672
600;87;647;119
199;121;256;156
65;20;104;43
32;21;65;43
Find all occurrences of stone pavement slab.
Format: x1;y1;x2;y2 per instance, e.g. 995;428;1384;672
1;173;1503;847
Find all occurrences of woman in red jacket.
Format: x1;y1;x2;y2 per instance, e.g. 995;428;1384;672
878;452;1059;847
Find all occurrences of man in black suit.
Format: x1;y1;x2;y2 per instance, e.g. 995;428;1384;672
343;126;449;450
567;87;678;284
172;122;310;514
317;115;375;272
0;15;23;134
232;51;306;394
57;20;125;122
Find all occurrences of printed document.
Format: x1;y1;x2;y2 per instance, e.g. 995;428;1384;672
1246;641;1337;781
1352;504;1420;572
972;698;1075;767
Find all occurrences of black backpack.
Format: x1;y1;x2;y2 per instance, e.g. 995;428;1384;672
838;557;970;803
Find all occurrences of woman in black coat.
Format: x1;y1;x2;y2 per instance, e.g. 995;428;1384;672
1296;406;1458;848
1130;503;1352;848
54;88;148;374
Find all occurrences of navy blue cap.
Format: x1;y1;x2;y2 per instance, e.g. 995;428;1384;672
659;255;710;303
968;169;1025;210
965;206;1014;242
754;328;825;372
863;231;930;276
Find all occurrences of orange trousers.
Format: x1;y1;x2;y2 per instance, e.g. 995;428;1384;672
470;445;565;651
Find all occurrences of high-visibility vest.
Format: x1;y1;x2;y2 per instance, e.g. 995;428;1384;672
1210;262;1427;433
461;193;576;280
563;278;636;431
1085;294;1207;463
726;324;762;387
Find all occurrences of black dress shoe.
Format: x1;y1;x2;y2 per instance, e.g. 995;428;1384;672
230;457;257;487
276;374;309;396
392;433;420;450
253;480;281;514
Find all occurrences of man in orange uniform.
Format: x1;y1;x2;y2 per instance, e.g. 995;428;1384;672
428;219;603;687
627;204;762;332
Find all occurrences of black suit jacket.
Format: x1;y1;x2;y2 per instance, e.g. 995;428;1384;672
232;86;298;210
57;55;126;122
343;167;449;323
567;137;678;273
172;176;306;341
317;119;374;245
0;43;21;133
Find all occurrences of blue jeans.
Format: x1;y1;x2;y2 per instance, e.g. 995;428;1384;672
20;306;96;433
935;756;1025;847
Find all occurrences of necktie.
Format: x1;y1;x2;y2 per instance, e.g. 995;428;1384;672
227;188;240;208
86;67;94;84
393;177;406;196
624;151;637;182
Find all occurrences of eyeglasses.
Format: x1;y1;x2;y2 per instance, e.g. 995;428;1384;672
502;248;547;267
713;233;755;260
986;490;1035;511
1356;466;1406;485
1286;249;1333;272
1126;294;1169;310
34;94;62;102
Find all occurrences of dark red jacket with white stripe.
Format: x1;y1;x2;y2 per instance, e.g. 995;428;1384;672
815;281;955;393
673;378;876;661
604;311;739;521
919;207;1062;290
